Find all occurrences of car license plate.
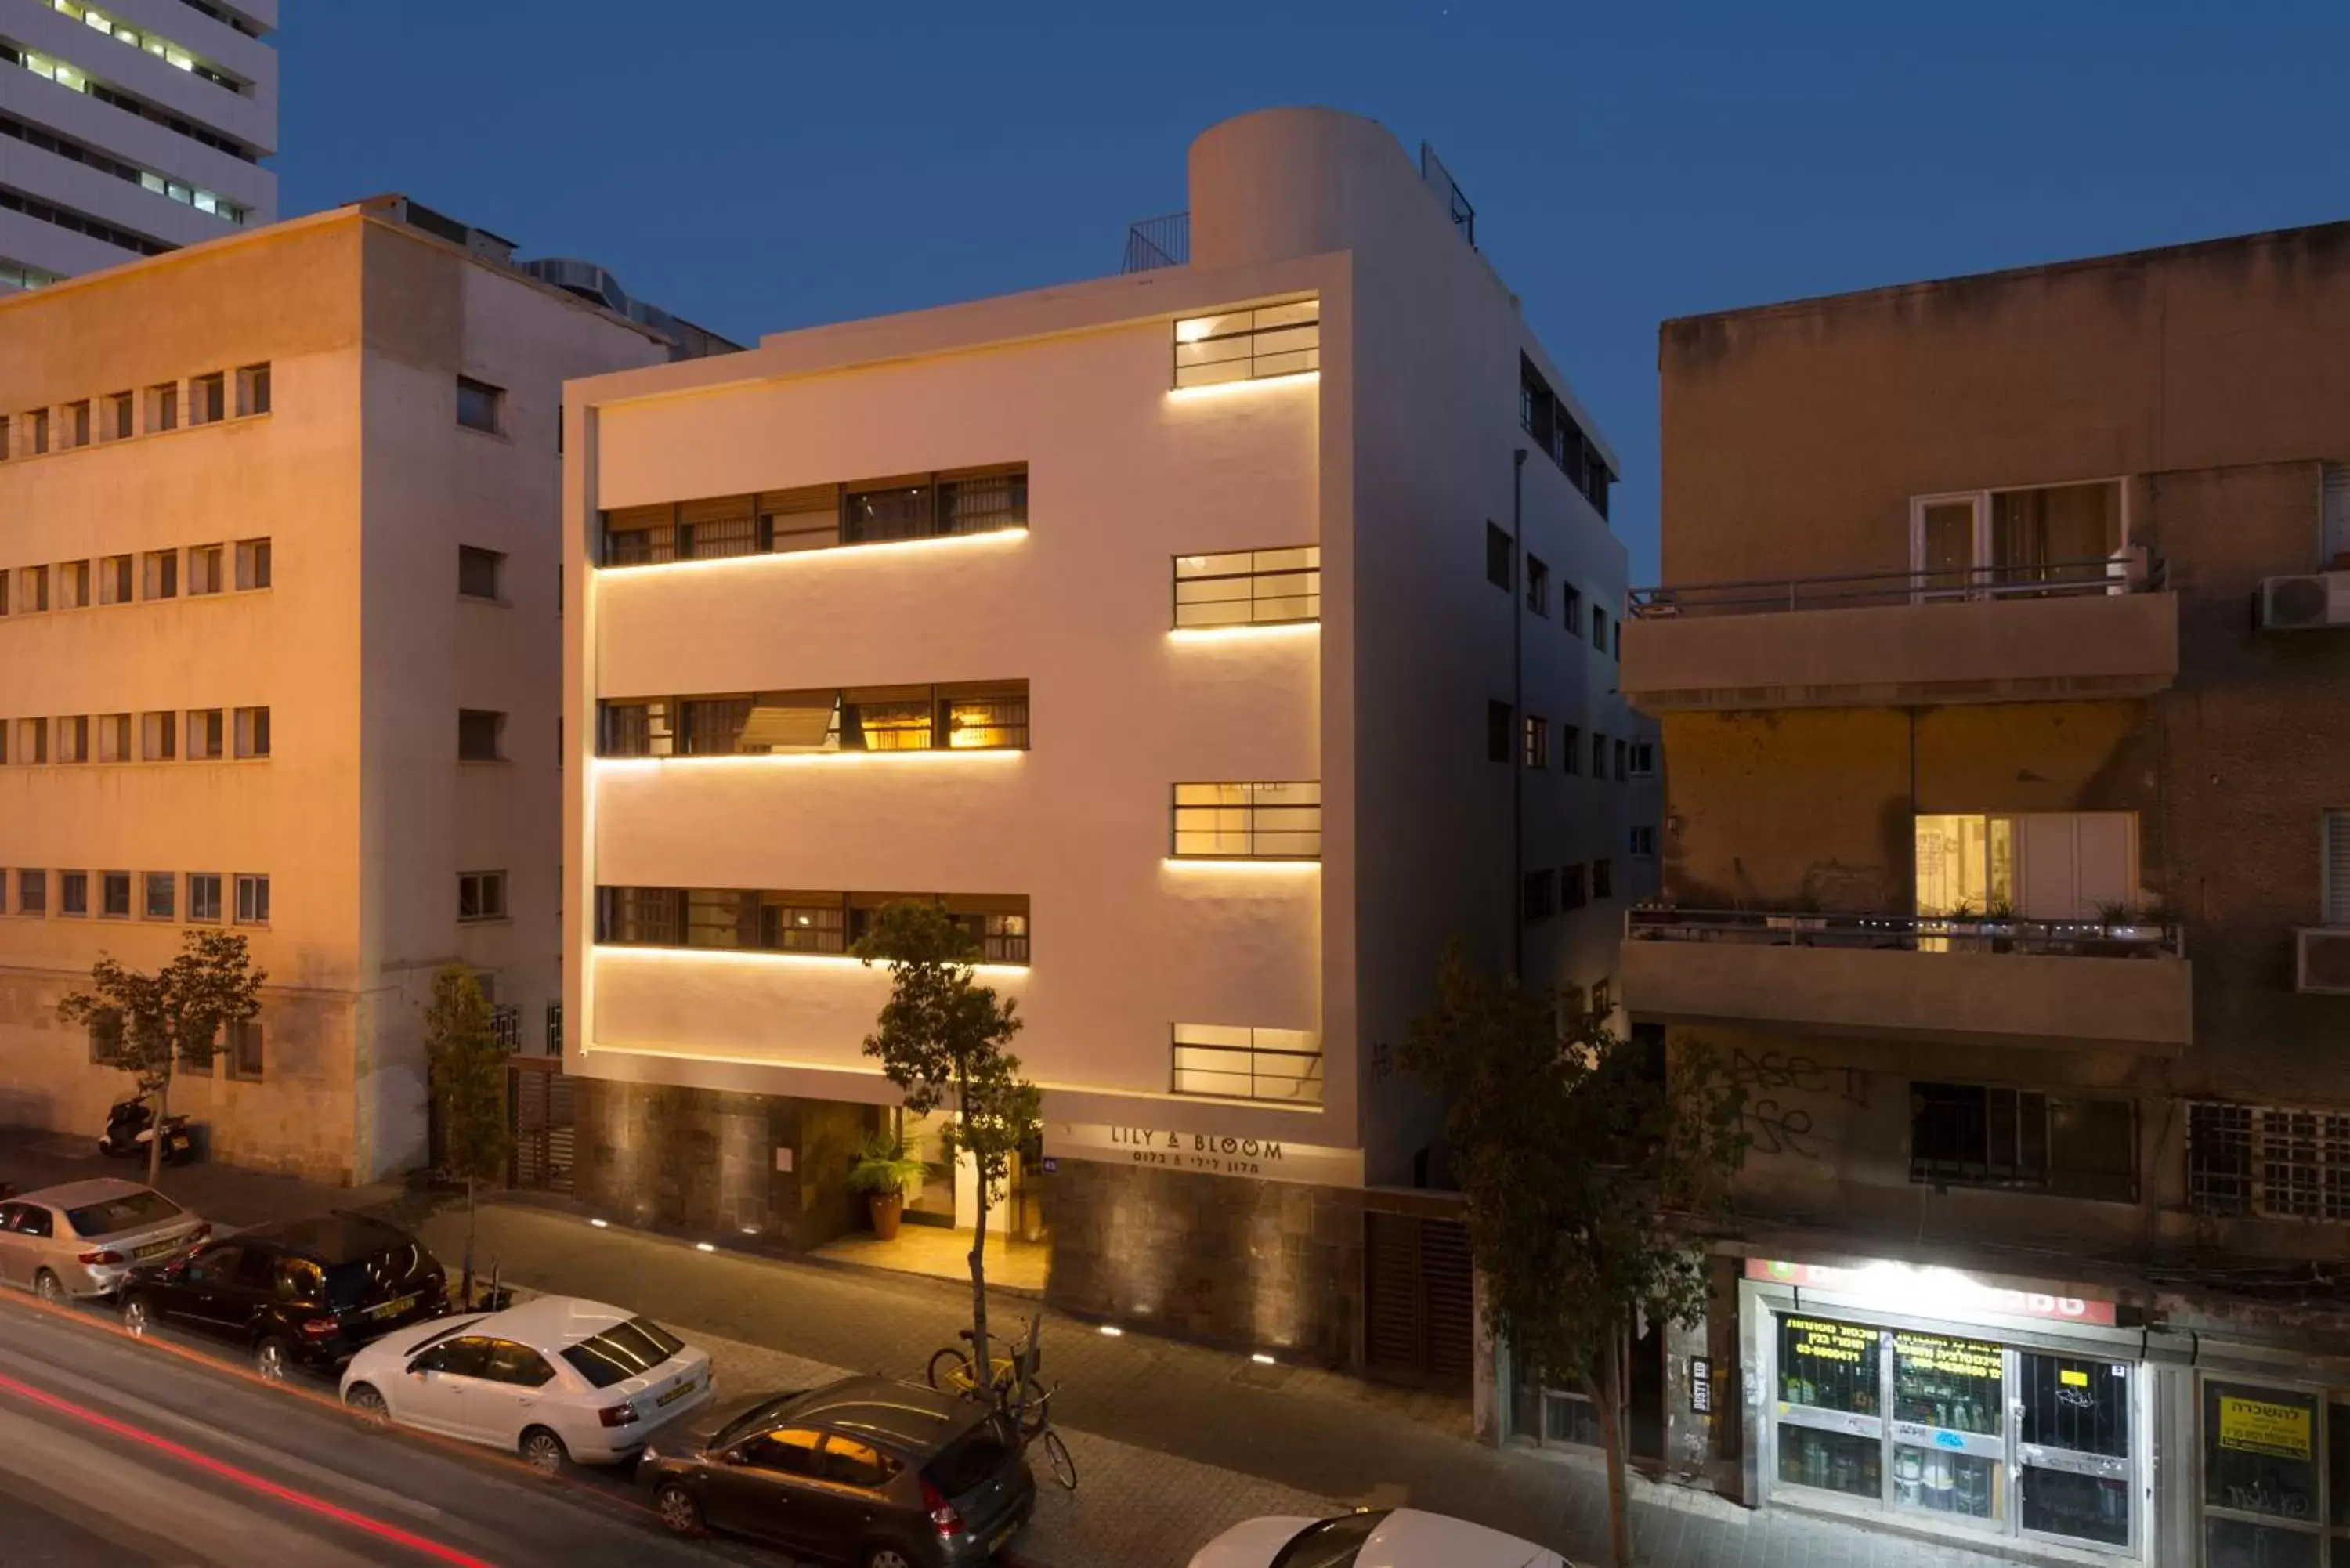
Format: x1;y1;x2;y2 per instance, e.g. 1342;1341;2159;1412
656;1377;696;1407
366;1293;418;1322
132;1238;179;1260
991;1521;1018;1554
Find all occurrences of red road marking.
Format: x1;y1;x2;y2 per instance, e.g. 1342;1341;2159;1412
0;1369;498;1568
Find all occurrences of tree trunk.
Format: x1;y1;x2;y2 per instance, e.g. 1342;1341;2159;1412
146;1056;174;1189
959;1057;991;1389
1593;1335;1634;1568
461;1176;477;1310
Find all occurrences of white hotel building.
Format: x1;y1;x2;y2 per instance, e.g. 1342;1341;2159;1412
1;0;276;291
564;107;1656;1375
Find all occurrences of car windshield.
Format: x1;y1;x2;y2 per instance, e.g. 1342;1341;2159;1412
321;1242;429;1308
65;1190;182;1238
713;1394;807;1451
926;1419;1016;1498
1271;1512;1390;1568
560;1317;686;1389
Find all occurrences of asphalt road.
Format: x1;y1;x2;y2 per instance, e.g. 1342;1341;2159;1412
0;1289;759;1568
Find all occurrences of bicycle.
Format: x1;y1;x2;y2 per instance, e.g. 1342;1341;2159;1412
927;1317;1076;1490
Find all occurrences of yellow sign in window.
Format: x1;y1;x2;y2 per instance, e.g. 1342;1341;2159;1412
2219;1396;2312;1460
2060;1369;2090;1388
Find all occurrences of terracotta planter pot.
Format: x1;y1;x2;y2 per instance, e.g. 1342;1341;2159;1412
869;1190;904;1241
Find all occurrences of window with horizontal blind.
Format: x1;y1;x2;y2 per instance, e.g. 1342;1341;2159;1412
598;682;1028;757
597;888;1029;964
599;465;1029;567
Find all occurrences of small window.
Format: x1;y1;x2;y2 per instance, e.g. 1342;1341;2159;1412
1614;739;1628;782
101;872;131;919
233;707;269;759
16;869;46;916
1170;782;1320;860
143;550;179;601
1485;522;1513;591
1561;724;1581;776
16;717;47;764
1593;858;1614;900
141;711;177;761
1629;740;1655;778
64;399;90;449
457;546;503;601
143;872;176;921
0;413;9;458
458;710;504;761
146;382;179;432
235;537;271;590
99;555;133;605
98;714;132;763
1171;297;1319;388
1488;700;1512;764
1523;714;1548;769
1561;581;1582;628
1911;1082;2137;1203
1560;864;1589;911
60;871;87;916
459;871;507;923
235;363;270;417
1525;555;1548;615
55;715;89;764
186;709;224;760
1172;546;1320;628
27;407;49;454
222;1020;262;1082
1592;604;1609;652
58;560;89;609
188;545;225;596
191;372;226;425
234;873;269;925
456;376;504;435
104;391;132;440
187;873;222;923
1629;825;1658;858
20;565;49;612
1522;869;1556;924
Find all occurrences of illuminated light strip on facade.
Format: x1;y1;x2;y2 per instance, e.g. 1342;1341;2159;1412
590;525;1029;580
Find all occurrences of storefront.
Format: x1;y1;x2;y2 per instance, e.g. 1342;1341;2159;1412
1744;1259;2149;1558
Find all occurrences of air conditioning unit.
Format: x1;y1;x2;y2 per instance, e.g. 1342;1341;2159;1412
2297;928;2350;994
2259;572;2350;630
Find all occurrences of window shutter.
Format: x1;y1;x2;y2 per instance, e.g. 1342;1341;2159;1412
2323;463;2350;569
2326;810;2350;926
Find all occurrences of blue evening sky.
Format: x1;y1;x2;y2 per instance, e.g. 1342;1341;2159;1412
276;1;2350;583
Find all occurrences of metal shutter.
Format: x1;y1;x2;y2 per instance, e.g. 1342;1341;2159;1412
2326;810;2350;927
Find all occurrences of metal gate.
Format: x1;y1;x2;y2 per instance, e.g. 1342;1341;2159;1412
1364;1211;1475;1393
508;1056;574;1194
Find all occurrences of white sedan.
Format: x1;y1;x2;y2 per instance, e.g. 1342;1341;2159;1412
340;1295;713;1472
1188;1508;1571;1568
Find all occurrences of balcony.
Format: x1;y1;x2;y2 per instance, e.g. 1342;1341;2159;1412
1623;908;2193;1052
1621;557;2177;712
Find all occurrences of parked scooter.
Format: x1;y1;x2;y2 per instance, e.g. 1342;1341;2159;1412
98;1093;197;1165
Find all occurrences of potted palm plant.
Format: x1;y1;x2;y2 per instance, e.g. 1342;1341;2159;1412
848;1132;931;1241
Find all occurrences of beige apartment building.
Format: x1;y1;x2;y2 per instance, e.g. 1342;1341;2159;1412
560;107;1656;1382
1614;223;2350;1563
0;200;722;1182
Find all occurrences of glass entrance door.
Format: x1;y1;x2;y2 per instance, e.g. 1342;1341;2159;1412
1891;1331;2008;1526
2019;1350;2136;1549
1775;1316;1884;1501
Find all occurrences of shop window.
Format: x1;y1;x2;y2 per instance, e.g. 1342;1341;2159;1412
1775;1316;1881;1501
2202;1380;2321;1565
2018;1352;2133;1548
1891;1332;2004;1522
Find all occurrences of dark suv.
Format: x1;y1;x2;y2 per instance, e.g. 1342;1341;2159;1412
638;1375;1036;1567
118;1212;447;1382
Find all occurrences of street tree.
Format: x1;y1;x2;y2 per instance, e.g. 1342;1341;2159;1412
425;965;513;1308
1402;941;1746;1568
855;900;1039;1390
58;930;266;1187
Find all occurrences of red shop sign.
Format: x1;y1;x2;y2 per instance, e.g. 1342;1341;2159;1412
1747;1257;2117;1327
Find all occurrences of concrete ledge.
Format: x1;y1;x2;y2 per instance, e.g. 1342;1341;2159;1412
1622;591;2178;712
1623;938;2192;1052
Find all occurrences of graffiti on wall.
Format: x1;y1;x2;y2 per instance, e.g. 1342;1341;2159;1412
1729;1049;1867;1162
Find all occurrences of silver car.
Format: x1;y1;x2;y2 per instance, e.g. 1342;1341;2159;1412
0;1179;211;1303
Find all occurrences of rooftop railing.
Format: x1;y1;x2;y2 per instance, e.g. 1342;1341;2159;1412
1123;211;1189;273
1626;905;2184;959
1629;551;2161;620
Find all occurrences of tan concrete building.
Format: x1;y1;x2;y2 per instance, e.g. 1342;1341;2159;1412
0;201;722;1182
560;107;1656;1381
1614;223;2350;1563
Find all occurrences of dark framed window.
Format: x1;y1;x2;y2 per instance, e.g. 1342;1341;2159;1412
1523;715;1548;769
2189;1102;2350;1220
1592;605;1610;652
1560;864;1588;910
1522;869;1556;924
101;871;131;918
1173;547;1320;628
1562;724;1581;775
60;870;86;916
1525;555;1548;615
1593;859;1613;899
1629;825;1657;858
1629;740;1656;777
456;376;504;435
600;465;1029;567
1520;354;1611;517
187;873;222;923
598;887;1030;966
458;710;504;762
596;683;1029;757
1171;782;1320;860
16;869;44;915
1614;739;1628;781
1488;700;1513;764
1591;732;1607;777
143;871;175;920
226;1020;263;1082
1171;298;1318;388
1170;1024;1322;1104
457;546;503;600
1485;522;1513;591
234;873;269;925
1911;1082;2136;1202
458;871;507;923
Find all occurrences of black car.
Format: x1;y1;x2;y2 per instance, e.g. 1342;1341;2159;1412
637;1375;1035;1568
118;1212;447;1382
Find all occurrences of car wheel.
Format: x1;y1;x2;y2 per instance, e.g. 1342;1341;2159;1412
653;1483;703;1537
519;1425;568;1476
345;1382;391;1431
253;1336;292;1383
32;1270;65;1306
121;1294;152;1338
861;1545;916;1568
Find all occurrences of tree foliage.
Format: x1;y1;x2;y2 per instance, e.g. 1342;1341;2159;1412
425;966;512;1307
1402;941;1746;1567
58;930;266;1186
855;900;1039;1382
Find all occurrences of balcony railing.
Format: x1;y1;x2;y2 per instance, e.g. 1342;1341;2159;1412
1627;905;2184;959
1123;211;1189;273
1629;551;2162;620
